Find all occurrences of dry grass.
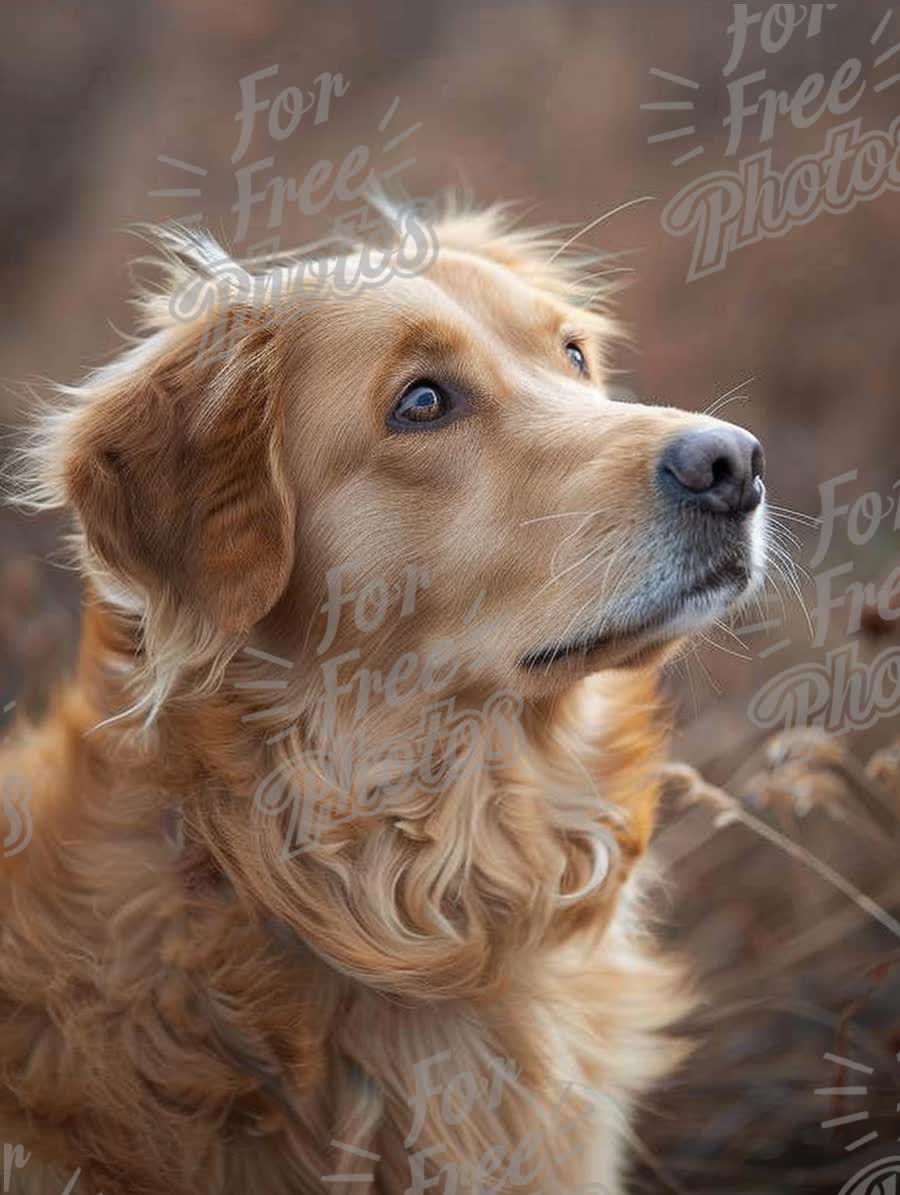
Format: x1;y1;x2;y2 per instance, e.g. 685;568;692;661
633;712;900;1192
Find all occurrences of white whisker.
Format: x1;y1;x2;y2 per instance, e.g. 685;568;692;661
547;198;655;263
519;511;590;527
703;376;754;418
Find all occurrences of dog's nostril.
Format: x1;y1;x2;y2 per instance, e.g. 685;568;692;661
710;455;732;488
659;426;765;516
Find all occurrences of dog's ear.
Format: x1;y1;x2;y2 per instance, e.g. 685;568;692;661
60;318;295;694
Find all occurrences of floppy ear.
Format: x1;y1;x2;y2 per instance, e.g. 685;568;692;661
60;317;295;696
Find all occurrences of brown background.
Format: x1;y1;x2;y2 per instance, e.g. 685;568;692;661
1;2;899;1191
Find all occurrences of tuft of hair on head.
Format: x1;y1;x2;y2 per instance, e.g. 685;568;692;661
125;222;256;335
424;192;636;316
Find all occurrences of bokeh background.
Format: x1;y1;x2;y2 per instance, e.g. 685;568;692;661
1;2;898;1192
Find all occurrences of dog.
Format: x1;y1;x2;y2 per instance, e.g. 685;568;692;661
0;203;766;1194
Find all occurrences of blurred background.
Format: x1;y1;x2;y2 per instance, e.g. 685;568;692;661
1;2;898;1191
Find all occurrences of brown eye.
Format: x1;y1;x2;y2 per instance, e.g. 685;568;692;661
389;382;454;430
565;342;588;376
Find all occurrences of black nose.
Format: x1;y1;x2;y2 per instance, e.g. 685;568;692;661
659;426;765;515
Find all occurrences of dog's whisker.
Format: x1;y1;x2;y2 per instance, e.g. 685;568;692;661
573;267;637;286
697;626;752;662
766;518;802;552
711;617;754;653
764;544;813;641
766;503;821;527
548;513;604;579
685;639;721;694
702;375;755;417
547;196;656;263
534;538;644;676
518;510;591;527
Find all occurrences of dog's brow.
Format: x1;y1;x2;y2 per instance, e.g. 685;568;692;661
537;307;568;342
368;319;470;394
398;316;472;359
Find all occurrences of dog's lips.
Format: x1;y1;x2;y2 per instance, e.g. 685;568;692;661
519;616;672;672
519;561;753;671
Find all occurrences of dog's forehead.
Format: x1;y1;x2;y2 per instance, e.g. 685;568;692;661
343;246;570;349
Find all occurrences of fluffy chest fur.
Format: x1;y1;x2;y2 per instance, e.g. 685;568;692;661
0;610;686;1195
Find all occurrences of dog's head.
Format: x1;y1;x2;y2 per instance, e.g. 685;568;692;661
14;204;771;991
24;205;766;719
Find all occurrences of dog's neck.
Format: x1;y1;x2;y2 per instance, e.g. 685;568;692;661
76;592;667;1003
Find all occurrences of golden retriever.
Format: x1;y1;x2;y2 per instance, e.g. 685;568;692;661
0;203;766;1194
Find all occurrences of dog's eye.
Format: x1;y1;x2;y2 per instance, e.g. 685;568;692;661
565;342;588;376
389;382;454;430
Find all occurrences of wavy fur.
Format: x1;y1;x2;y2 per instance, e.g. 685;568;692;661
0;205;743;1194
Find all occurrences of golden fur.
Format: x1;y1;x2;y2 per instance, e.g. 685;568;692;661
0;205;765;1193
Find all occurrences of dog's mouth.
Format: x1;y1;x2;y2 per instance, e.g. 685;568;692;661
520;560;753;672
